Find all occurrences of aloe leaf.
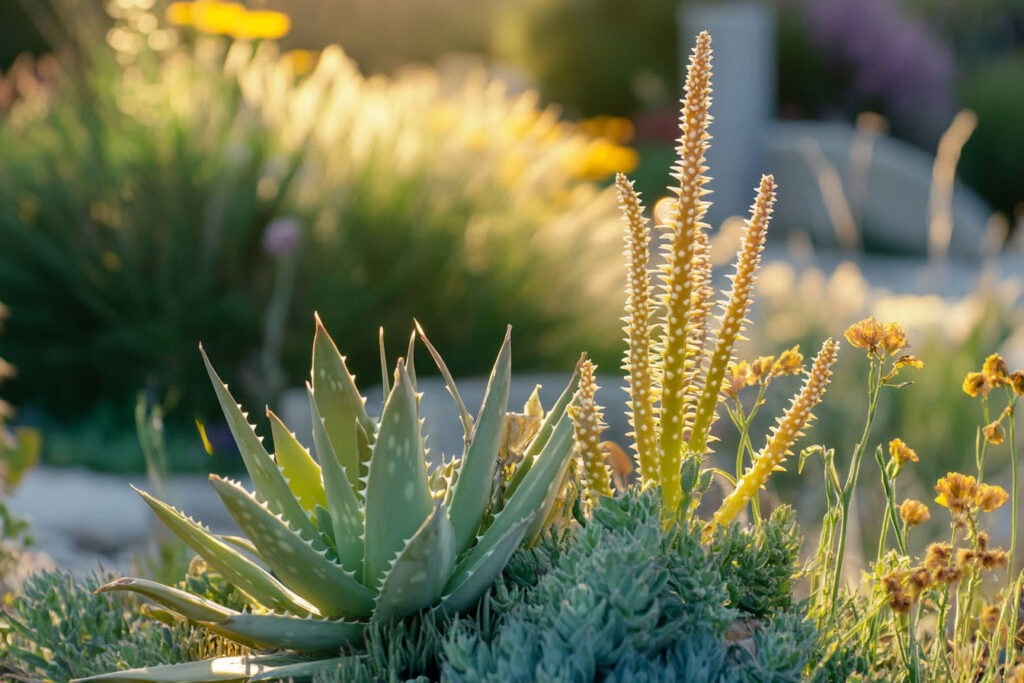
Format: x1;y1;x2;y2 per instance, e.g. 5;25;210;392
267;409;326;514
374;500;456;621
460;411;574;576
308;386;364;577
134;488;314;616
405;328;417;387
447;327;511;554
209;476;375;618
211;613;365;652
70;654;308;683
313;505;336;550
247;657;349;682
414;319;473;443
364;361;433;589
201;347;319;543
378;327;390;397
311;314;374;492
441;513;534;614
218;535;260;558
509;356;582;494
97;577;236;623
355;420;372;492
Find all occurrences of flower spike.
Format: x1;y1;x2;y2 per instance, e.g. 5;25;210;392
569;359;613;501
615;173;659;487
657;30;714;512
709;337;839;531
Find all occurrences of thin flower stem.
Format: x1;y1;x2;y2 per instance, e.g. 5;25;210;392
1007;392;1018;582
830;357;883;614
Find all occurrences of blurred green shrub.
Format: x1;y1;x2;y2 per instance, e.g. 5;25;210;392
491;0;678;117
0;5;628;452
957;53;1024;220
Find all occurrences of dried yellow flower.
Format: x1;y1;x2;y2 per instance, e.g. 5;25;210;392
1012;370;1024;397
982;353;1011;387
749;355;775;382
962;371;990;398
893;355;923;372
772;345;804;377
899;498;930;526
982;420;1006;445
907;566;932;594
723;361;753;400
979;548;1009;570
889;438;918;467
924;542;952;570
881;322;909;356
934;472;977;514
975;483;1008;512
980;604;1001;632
844;317;885;355
883;573;914;614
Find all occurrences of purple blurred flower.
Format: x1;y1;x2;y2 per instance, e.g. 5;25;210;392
262;216;302;257
805;0;954;134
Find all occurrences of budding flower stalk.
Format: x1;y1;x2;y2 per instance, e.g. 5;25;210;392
569;359;613;500
709;338;839;531
616;174;659;487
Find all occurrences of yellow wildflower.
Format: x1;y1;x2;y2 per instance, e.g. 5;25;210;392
982;353;1011;387
771;345;804;377
924;542;952;570
749;355;775;383
723;361;753;400
899;499;930;526
1011;370;1024;397
982;420;1006;445
934;472;977;514
889;438;918;467
975;483;1008;512
844;317;885;355
962;371;990;398
881;322;909;356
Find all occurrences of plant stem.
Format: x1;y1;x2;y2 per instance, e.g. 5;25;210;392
1007;393;1018;582
830;358;883;614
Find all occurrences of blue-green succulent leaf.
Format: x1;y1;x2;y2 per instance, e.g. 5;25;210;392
133;488;313;616
200;346;319;543
374;500;456;621
441;513;534;614
212;613;365;653
363;361;433;589
247;657;349;682
70;654;311;683
311;314;374;491
210;475;375;618
414;319;473;444
458;410;574;577
267;409;326;514
448;327;511;553
308;386;364;576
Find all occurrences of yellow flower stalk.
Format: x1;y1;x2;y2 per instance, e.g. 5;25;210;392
569;359;613;500
657;30;714;512
688;174;776;456
709;337;839;531
616;174;660;486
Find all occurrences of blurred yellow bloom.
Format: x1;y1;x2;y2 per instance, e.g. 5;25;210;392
844;316;885;355
1012;370;1024;397
231;10;291;40
899;498;930;526
771;345;804;377
980;604;1001;632
934;472;977;514
569;138;638;180
888;438;918;467
579;115;635;144
982;420;1006;445
982;353;1010;387
283;50;317;76
749;355;774;382
652;196;677;227
975;483;1008;512
165;1;196;26
962;371;990;398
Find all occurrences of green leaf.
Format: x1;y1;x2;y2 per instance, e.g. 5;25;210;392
470;411;574;568
508;356;582;494
248;657;349;682
97;577;232;622
311;314;374;493
70;654;311;683
267;409;326;514
414;319;473;443
374;500;456;620
441;513;534;614
363;361;433;590
308;386;364;578
201;346;319;544
133;487;314;616
212;613;365;653
448;327;511;554
209;476;375;618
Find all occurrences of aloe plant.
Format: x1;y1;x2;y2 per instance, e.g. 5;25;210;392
73;316;579;682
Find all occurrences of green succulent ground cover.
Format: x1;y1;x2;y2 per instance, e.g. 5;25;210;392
2;491;854;682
